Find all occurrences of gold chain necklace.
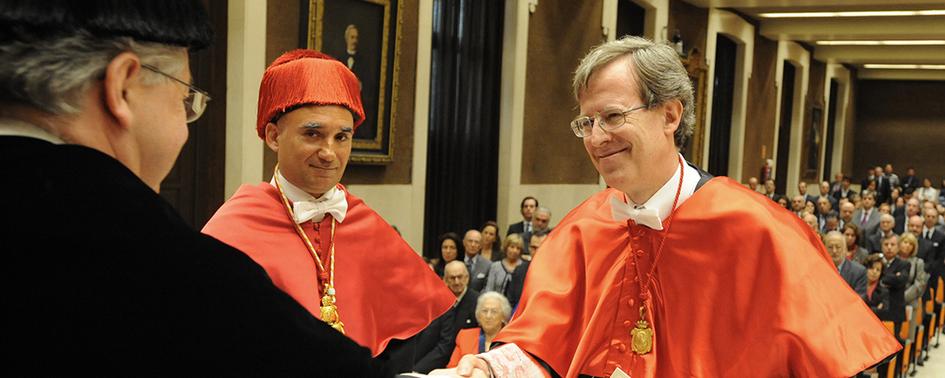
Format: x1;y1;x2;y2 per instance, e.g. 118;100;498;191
627;155;684;355
272;165;345;334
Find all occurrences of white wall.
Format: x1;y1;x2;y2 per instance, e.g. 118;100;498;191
224;0;267;198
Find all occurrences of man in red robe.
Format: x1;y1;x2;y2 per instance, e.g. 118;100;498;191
439;36;900;377
202;50;454;372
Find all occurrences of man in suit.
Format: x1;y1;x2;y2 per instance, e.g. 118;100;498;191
819;181;838;210
921;208;945;288
839;201;856;229
0;1;392;375
853;191;882;239
798;181;817;204
833;176;853;201
462;230;491;292
747;177;761;193
523;207;553;255
507;196;538;236
825;231;867;296
414;261;480;373
901;167;919;193
866;214;896;253
791;195;806;218
873;166;892;204
884;164;900;189
764;179;782;202
881;234;911;337
817;196;833;228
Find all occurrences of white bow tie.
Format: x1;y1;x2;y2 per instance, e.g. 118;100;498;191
292;188;348;224
610;195;663;230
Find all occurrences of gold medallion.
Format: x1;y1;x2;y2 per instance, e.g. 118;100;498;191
630;305;652;354
630;319;653;354
320;290;345;334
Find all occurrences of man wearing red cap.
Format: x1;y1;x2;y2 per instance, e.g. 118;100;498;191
202;49;454;372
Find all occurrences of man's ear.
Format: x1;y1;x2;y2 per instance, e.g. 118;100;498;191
102;52;142;130
264;122;281;152
661;99;683;137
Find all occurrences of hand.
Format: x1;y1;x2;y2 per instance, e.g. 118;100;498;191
429;355;491;377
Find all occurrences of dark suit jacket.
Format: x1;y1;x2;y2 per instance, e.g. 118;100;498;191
454;289;480;330
506;221;526;237
1;137;390;376
881;257;912;323
413;306;457;373
892;207;906;234
863;283;890;317
920;229;945;283
840;260;868;297
866;231;896;254
465;255;491;292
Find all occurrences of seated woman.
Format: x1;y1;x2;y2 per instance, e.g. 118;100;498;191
433;232;462;277
446;292;512;367
862;254;889;317
483;234;529;309
479;221;504;262
843;223;869;265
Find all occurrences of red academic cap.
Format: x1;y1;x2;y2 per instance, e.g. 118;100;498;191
255;49;364;139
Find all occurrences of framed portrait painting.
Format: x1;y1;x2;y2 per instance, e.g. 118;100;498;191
303;0;402;164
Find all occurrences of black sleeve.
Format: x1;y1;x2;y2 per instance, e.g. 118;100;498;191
413;310;459;373
377;337;418;375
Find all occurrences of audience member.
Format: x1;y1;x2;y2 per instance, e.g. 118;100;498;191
880;234;910;337
862;254;890;316
434;232;463;277
764;179;781;202
916;178;939;204
803;212;819;233
844;223;869;265
884;164;899;189
819;181;838;209
480;221;503;262
484;234;530;309
874;166;892;204
817;197;833;225
834;176;853;201
798;181;816;204
747;177;760;192
853;191;881;238
901;167;918;193
446;292;512;367
825;231;867;297
866;214;896;253
777;196;790;209
823;212;840;234
830;173;844;197
443;261;480;330
463;230;491;292
839;202;856;229
506;196;538;236
528;232;549;258
791;195;806;217
523;207;552;255
877;203;891;215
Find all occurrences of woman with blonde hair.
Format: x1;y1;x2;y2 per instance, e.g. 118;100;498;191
484;233;530;308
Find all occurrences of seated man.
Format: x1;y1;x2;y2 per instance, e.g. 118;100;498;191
414;261;481;373
825;231;867;296
0;1;389;375
202;49;454;371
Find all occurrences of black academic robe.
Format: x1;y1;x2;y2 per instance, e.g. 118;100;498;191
0;136;391;376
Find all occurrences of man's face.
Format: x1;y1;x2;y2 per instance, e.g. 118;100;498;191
842;179;850;189
521;198;537;220
132;51;192;191
884;164;893;174
792;196;805;211
798;182;807;195
443;263;469;297
748;177;758;190
840;203;855;221
530;234;546;254
874;167;883;177
835;173;843;182
463;230;482;257
804;214;819;231
908;216;924;234
820;182;830;195
907;168;915;176
765;180;776;193
532;211;550;231
825;217;838;232
265;105;353;197
863;195;875;210
818;198;831;214
345;26;359;52
907;199;920;216
578;57;680;199
879;216;893;232
882;237;899;260
925;209;938;228
824;234;845;267
879;203;891;215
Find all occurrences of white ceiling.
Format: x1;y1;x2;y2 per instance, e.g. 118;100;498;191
684;0;945;80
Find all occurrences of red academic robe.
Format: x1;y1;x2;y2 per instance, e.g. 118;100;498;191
202;183;454;356
495;178;900;377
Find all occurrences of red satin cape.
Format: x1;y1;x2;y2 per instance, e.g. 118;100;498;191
495;177;900;377
202;183;454;356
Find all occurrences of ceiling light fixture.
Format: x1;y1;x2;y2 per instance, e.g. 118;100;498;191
863;64;945;70
815;40;945;46
760;10;945;18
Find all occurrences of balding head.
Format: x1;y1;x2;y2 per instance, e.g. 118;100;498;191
463;230;482;257
803;212;819;232
792;195;806;211
908;215;924;235
443;261;469;297
840;202;856;222
823;231;845;267
879;213;895;232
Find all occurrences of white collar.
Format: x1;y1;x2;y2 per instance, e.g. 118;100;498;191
270;170;347;223
620;154;700;224
0;118;64;144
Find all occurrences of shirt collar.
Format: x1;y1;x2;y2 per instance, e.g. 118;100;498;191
0;118;64;144
622;154;700;223
270;170;347;223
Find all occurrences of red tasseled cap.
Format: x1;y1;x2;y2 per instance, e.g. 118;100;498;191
255;49;364;139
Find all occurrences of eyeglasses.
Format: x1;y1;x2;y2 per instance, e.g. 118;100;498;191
141;64;212;123
570;104;648;138
478;308;502;317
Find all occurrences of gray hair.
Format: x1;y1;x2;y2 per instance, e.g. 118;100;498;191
535;207;551;217
476;291;512;323
0;31;186;115
572;36;695;147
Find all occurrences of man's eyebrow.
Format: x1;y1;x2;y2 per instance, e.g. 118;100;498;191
300;122;322;129
340;126;354;133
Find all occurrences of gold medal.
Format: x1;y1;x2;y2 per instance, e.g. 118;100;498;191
320;289;345;334
630;306;653;354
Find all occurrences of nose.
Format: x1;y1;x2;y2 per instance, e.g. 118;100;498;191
316;142;337;162
586;120;612;147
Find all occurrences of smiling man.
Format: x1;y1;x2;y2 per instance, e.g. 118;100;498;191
440;36;899;378
202;50;453;372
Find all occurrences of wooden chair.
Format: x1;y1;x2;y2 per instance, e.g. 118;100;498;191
938;277;945;346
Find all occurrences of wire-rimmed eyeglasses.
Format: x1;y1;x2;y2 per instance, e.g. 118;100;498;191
569;104;648;138
141;64;212;123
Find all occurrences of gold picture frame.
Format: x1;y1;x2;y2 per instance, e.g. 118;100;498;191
306;0;402;164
